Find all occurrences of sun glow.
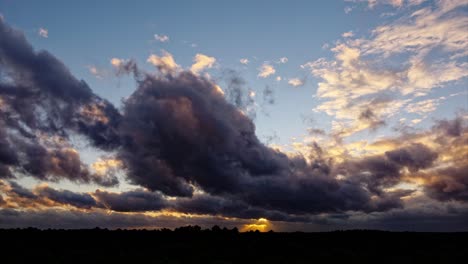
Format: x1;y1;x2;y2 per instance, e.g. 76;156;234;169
241;218;271;232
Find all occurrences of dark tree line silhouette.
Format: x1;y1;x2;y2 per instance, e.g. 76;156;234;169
1;227;467;263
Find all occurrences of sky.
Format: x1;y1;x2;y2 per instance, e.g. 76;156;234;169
0;0;467;232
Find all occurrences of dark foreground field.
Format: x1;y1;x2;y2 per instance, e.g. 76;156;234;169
2;227;467;264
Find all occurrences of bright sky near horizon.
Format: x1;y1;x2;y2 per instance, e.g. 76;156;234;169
0;0;467;231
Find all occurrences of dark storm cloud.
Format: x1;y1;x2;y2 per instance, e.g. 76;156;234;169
424;163;468;202
2;203;467;231
433;116;465;137
117;71;417;215
5;181;37;199
338;143;438;195
385;143;438;172
119;72;288;197
36;186;97;209
94;189;167;212
0;18;119;185
0;18;411;217
12;139;118;186
173;193;312;222
0;18;121;149
0;126;17;179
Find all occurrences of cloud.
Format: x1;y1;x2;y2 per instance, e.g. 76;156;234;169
278;57;288;64
302;2;468;137
0;19;120;185
344;6;354;14
1;18;467;230
240;58;249;65
405;97;445;116
35;185;97;209
342;31;354;38
258;63;276;78
346;0;408;8
362;2;468;58
91;158;122;176
87;65;107;79
424;163;468;202
147;50;180;74
433;115;464;137
154;34;169;42
115;69;422;215
0;208;250;230
190;53;216;74
288;78;304;87
94;189;167;212
110;57;138;77
38;27;48;38
110;58;124;68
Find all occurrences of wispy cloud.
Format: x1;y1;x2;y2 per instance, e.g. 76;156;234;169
278;57;288;64
240;58;249;65
154;34;169;42
344;6;354;14
87;65;106;79
38;27;48;38
302;1;468;137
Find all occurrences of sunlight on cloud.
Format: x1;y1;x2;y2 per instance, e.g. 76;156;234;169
288;78;304;87
147;50;180;74
258;63;276;78
190;53;216;74
302;1;467;138
110;58;124;68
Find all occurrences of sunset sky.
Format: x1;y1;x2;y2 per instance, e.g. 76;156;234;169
0;0;467;231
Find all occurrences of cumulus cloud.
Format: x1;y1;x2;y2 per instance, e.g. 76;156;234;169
190;53;216;74
288;78;304;87
115;68;434;215
147;50;180;74
0;19;120;185
110;58;124;68
258;63;276;78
